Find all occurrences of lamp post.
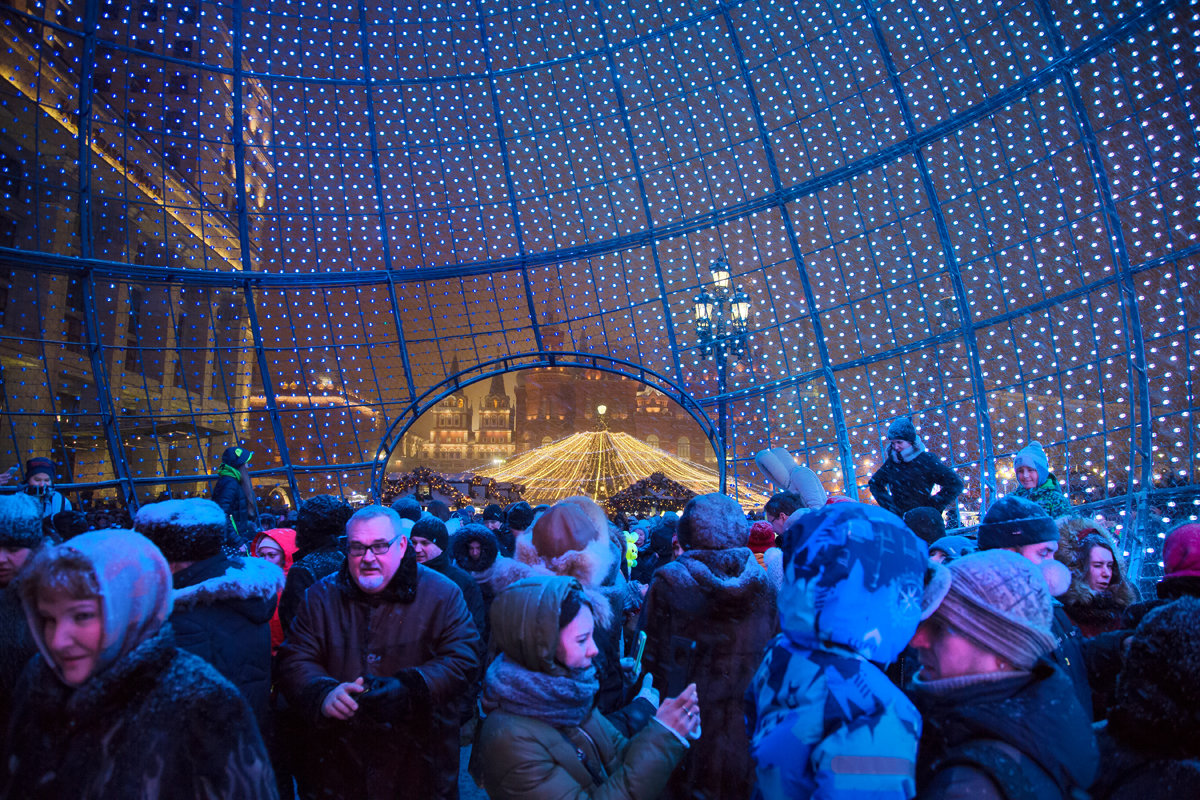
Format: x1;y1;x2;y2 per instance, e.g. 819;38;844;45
693;259;751;493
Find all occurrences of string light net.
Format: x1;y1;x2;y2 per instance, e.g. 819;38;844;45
0;0;1196;586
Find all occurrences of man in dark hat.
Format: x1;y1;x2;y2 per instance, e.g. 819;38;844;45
480;503;504;532
210;444;256;544
497;500;534;558
868;418;963;526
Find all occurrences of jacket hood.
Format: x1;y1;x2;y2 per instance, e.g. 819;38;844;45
779;502;927;664
655;547;772;622
1056;518;1136;607
172;554;284;624
489;575;581;674
24;529;173;685
451;523;500;572
252;527;298;572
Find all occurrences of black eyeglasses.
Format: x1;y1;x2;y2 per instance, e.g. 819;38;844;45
339;533;401;558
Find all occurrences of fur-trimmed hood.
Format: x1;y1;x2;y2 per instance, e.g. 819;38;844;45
172;554;283;623
652;547;772;622
1056;516;1137;608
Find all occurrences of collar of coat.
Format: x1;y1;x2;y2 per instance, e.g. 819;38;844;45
335;543;420;605
172;554;284;611
653;547;773;618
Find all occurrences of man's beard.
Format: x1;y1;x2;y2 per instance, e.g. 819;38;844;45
356;572;387;591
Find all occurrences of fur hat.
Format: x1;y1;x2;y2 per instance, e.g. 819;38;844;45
221;445;252;469
411;516;449;552
886;418;917;443
1013;442;1049;486
530;504;598;561
506;501;535;532
295;494;353;552
748;521;776;554
134;498;226;563
482;503;504;523
24;457;55;482
1163;522;1200;579
0;493;43;549
978;496;1058;550
678;493;749;551
904;506;946;545
932;550;1058;670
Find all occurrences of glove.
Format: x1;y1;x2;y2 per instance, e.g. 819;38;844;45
357;675;412;721
635;674;660;710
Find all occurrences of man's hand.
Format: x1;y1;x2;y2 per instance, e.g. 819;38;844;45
321;677;365;720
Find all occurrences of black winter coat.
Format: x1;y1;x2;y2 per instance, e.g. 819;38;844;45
2;626;277;800
911;661;1098;800
1091;725;1200;800
278;544;345;634
638;546;776;800
868;449;963;516
0;583;35;734
424;549;487;638
276;547;480;800
171;553;282;730
212;472;253;542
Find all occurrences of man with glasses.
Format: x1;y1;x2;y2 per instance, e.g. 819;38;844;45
278;505;480;800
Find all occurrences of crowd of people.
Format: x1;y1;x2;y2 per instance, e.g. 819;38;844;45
0;423;1197;799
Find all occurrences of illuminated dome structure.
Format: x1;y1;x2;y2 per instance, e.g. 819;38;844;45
1;0;1196;584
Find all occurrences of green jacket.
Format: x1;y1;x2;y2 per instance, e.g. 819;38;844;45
473;575;686;799
1012;475;1071;518
476;707;685;800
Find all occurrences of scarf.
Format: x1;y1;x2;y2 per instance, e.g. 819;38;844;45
216;463;241;480
480;653;599;728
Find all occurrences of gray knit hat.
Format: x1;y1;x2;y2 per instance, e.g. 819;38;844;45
887;418;917;443
0;493;43;549
932;549;1058;670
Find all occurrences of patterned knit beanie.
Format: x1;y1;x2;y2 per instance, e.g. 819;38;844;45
933;549;1058;670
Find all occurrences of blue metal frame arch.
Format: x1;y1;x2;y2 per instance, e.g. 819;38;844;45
368;351;722;502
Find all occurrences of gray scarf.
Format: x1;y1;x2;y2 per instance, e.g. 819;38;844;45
481;653;599;728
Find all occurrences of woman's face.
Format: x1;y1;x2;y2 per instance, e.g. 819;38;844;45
37;588;104;687
556;606;599;670
1015;465;1040;490
255;539;285;568
1086;545;1114;592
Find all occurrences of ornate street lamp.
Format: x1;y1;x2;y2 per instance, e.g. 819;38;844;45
692;260;752;492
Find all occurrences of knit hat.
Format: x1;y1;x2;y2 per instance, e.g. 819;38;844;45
24;457;55;482
886;418;917;443
482;504;504;523
295;494;353;552
390;496;422;523
221;445;252;469
977;496;1059;550
134;498;227;563
412;516;449;552
425;500;451;522
0;492;43;549
1163;522;1200;579
928;535;977;562
904;506;946;545
1013;442;1049;486
931;549;1058;670
678;493;749;550
506;501;535;532
748;521;776;554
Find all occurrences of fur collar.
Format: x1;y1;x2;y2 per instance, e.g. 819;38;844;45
172;555;283;611
655;547;772;618
514;530;616;590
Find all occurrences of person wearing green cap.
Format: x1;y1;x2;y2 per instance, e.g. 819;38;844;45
210;444;257;544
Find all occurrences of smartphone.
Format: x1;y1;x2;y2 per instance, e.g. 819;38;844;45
632;631;647;676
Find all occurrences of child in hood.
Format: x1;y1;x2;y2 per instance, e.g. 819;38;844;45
746;502;928;799
252;527;298;652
